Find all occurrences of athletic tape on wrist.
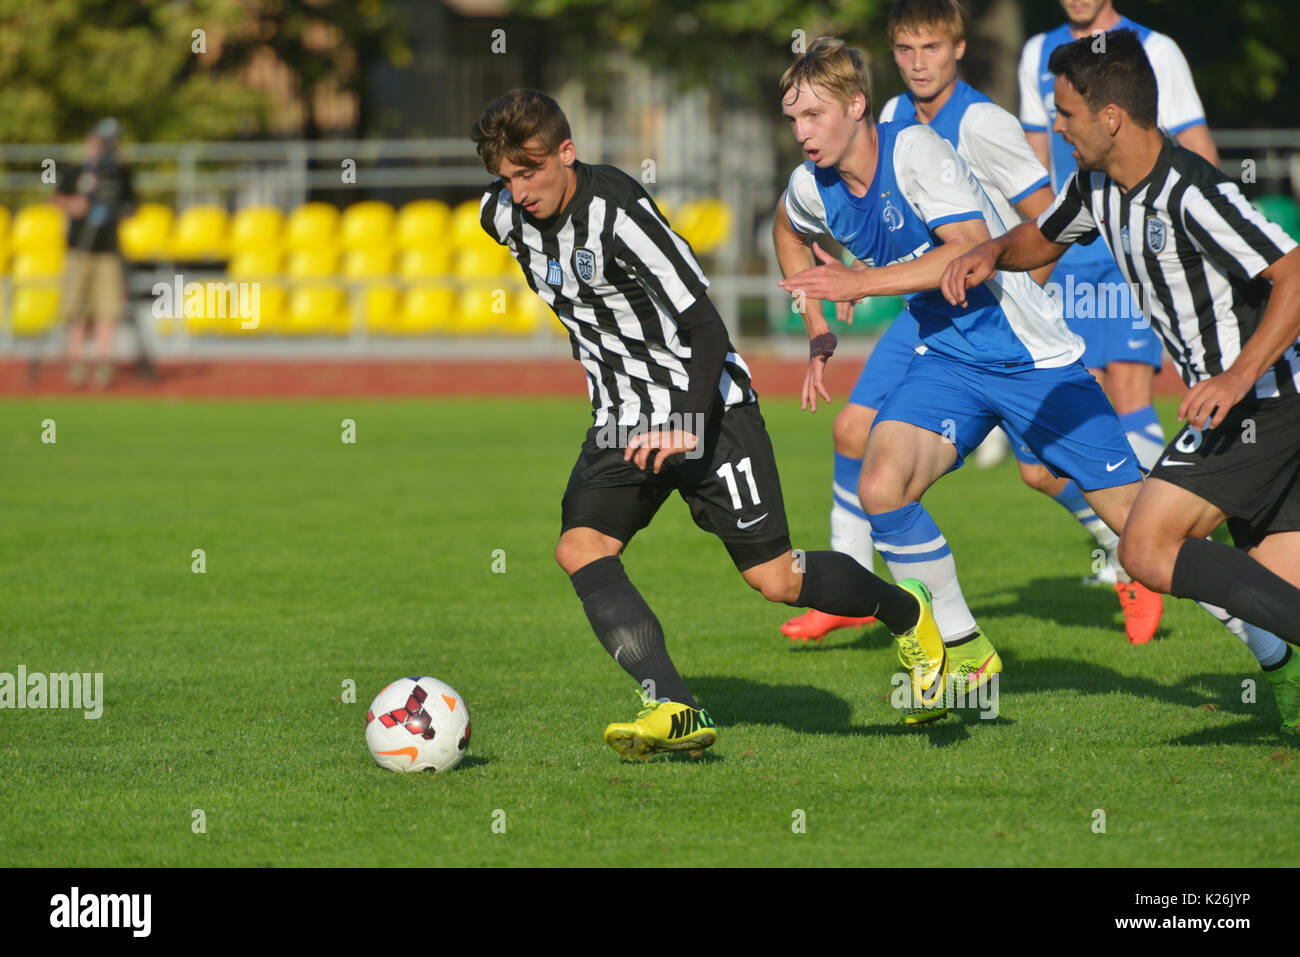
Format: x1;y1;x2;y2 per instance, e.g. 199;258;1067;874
810;332;838;359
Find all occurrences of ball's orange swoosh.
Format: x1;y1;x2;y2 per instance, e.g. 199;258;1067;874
377;747;418;763
442;694;457;712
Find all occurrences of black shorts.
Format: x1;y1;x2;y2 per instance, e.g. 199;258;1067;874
1147;394;1300;550
560;402;792;571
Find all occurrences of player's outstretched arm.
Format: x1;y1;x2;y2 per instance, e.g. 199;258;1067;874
773;193;839;412
780;217;992;302
1013;186;1060;286
1179;247;1300;429
940;220;1068;307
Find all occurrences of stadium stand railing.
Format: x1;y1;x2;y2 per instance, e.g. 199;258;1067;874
0;133;1296;357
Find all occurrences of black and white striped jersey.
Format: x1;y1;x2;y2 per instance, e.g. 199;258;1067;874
1038;137;1300;397
480;160;756;428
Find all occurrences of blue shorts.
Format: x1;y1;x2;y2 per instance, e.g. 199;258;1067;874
1049;247;1162;370
848;309;921;411
874;350;1144;491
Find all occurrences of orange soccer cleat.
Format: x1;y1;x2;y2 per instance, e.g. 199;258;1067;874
781;608;878;642
1115;581;1163;644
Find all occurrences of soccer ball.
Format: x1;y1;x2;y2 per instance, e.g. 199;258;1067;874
364;676;471;773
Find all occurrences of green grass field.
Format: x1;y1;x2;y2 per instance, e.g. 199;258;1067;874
2;395;1296;867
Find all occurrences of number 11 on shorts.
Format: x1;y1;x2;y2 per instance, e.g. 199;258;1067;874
716;457;761;509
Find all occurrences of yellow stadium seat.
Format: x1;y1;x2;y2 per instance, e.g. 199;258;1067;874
342;246;395;280
454;284;510;334
230;206;285;252
450;200;487;248
285;202;340;251
340;201;396;250
245;283;287;334
228;247;284;280
358;284;401;333
10;287;61;335
398;284;456;334
171;205;230;260
399;246;452;279
397;200;451;249
503;284;548;335
13;204;66;252
0;206;11;241
13;248;64;278
454;244;511;280
287;246;340;279
674;198;732;255
0;239;10;276
118;203;174;261
284;286;348;335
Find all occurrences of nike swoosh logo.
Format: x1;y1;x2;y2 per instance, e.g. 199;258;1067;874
736;513;769;529
377;747;418;763
1126;338;1146;349
964;653;996;684
1106;458;1128;472
441;694;457;712
1159;457;1196;467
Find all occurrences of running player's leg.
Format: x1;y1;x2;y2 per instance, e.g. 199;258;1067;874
1011;424;1126;586
860;350;990;650
860;351;1002;704
1102;279;1166;472
681;402;949;723
556;429;700;726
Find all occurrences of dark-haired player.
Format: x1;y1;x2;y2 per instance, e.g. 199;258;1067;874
1018;0;1219;591
944;29;1300;731
471;88;953;752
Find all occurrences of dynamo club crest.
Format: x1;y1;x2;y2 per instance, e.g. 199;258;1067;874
1145;217;1166;254
573;247;596;283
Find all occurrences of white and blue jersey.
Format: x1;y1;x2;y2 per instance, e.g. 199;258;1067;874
1019;17;1206;367
878;79;1049;245
784;120;1082;371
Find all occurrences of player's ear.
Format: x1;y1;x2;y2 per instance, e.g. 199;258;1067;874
953;38;966;62
849;92;866;122
558;138;577;167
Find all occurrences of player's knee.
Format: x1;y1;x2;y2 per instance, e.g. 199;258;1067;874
743;563;800;604
858;463;905;513
1117;527;1173;592
832;406;872;459
1018;463;1057;494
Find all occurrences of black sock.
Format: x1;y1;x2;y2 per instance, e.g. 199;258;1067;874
1171;538;1300;646
792;550;919;634
570;556;699;708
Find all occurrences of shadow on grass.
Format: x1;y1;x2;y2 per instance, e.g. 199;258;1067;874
689;674;1009;745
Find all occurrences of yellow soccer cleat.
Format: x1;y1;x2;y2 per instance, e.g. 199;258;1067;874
603;692;717;759
894;579;948;725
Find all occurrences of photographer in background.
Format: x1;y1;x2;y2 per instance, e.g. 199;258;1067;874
52;118;145;388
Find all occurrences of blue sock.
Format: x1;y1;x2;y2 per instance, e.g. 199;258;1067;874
867;502;976;640
1118;405;1165;472
1052;480;1119;551
832;452;868;520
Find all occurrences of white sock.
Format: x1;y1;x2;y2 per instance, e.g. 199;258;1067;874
830;500;875;573
1198;602;1289;668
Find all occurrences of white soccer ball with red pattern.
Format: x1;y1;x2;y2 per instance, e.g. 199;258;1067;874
364;676;471;773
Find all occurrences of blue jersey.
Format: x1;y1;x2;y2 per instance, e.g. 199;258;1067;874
784;120;1082;369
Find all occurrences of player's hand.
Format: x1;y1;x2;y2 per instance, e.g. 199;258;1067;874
624;428;699;474
1178;369;1251;431
778;243;865;303
802;354;832;412
835;299;859;325
941;243;998;307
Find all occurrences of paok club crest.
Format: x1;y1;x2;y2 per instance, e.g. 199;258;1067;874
573;247;597;283
1145;216;1166;253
